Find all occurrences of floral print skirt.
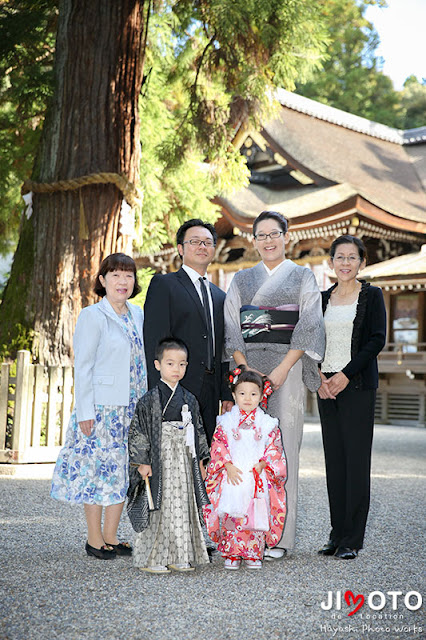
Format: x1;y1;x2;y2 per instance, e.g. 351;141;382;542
50;405;130;506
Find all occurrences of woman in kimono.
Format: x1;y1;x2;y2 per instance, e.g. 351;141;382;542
224;211;325;555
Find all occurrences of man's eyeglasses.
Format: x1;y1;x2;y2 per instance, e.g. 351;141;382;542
182;239;215;247
254;230;284;241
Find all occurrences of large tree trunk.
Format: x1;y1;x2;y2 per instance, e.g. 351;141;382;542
0;0;147;364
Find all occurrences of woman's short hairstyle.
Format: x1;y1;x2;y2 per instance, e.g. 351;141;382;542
329;235;367;262
253;211;289;237
94;253;141;298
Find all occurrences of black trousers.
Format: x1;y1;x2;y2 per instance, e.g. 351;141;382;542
317;383;376;550
198;370;219;446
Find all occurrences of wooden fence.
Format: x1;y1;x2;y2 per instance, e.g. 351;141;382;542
0;350;74;464
1;346;424;465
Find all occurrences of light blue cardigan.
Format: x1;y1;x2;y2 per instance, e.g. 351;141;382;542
73;296;145;423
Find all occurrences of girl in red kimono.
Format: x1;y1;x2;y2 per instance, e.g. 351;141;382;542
203;367;287;570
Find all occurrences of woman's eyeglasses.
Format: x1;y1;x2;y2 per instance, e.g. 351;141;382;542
254;230;284;241
333;255;361;263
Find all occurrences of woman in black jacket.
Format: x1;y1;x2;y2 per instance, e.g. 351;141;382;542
317;235;386;559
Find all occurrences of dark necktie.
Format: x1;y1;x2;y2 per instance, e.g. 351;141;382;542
199;277;214;371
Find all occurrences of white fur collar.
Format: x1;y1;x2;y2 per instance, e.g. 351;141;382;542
219;404;278;434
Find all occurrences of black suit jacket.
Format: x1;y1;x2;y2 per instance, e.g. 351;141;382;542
143;268;231;403
321;281;386;390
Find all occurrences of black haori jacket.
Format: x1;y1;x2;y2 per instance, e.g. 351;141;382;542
321;281;386;390
127;384;210;532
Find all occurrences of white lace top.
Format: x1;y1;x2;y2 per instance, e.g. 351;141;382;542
322;299;358;373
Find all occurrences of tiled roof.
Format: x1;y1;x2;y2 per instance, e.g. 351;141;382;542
218;183;357;221
275;89;426;145
263;99;426;223
361;245;426;278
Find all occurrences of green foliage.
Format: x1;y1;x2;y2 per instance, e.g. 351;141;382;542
400;76;426;129
132;267;156;307
173;0;328;130
137;15;232;255
296;0;403;127
136;0;328;253
0;323;35;362
177;0;328;91
0;0;57;254
0;215;35;360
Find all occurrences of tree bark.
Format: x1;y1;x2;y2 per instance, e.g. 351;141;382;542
0;0;147;364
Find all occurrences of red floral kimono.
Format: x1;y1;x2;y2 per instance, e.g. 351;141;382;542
203;405;287;560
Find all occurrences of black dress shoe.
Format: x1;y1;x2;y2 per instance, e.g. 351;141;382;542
334;546;357;560
85;541;117;560
105;541;132;556
318;540;338;556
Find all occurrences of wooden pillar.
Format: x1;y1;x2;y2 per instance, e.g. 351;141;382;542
382;290;391;347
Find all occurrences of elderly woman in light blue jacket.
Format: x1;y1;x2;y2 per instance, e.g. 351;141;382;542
51;253;147;559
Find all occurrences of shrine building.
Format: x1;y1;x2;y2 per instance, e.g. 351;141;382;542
139;90;426;425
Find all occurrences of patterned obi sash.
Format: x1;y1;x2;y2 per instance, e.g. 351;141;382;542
240;304;299;344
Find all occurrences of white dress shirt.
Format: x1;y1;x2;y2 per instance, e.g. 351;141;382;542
182;264;215;352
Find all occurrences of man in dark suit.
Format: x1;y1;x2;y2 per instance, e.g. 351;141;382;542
143;219;233;444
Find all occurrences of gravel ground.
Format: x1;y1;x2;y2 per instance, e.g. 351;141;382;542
0;423;424;640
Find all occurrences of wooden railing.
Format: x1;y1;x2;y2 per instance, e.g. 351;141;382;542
378;342;426;374
0;350;74;464
1;342;424;465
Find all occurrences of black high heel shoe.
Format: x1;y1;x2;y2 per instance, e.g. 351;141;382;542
104;541;132;556
85;541;117;560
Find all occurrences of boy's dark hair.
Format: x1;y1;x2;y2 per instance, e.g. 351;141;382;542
176;218;217;247
253;211;289;237
329;234;367;262
227;364;264;393
94;253;141;298
155;337;188;361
